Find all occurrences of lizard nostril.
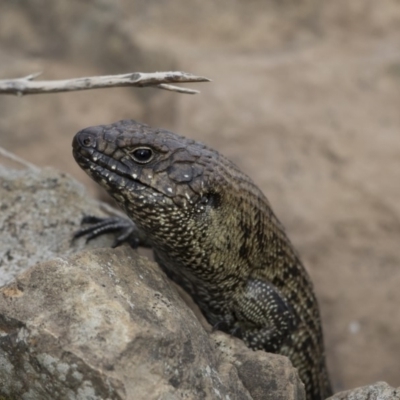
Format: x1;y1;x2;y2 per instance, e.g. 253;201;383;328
78;132;96;148
72;130;98;152
83;137;91;146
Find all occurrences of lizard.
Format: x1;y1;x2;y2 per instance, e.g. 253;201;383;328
72;119;332;400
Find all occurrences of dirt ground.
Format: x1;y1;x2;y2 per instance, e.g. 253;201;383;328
1;0;400;393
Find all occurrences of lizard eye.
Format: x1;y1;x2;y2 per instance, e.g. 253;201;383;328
131;147;154;164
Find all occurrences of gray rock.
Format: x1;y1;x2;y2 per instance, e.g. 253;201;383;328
0;164;305;399
212;332;305;400
327;381;400;400
0;165;115;286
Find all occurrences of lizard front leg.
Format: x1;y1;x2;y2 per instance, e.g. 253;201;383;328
74;215;152;248
232;278;297;353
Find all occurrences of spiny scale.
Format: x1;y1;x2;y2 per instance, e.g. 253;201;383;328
72;119;332;400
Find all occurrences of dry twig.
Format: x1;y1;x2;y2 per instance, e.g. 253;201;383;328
0;146;40;171
0;71;211;96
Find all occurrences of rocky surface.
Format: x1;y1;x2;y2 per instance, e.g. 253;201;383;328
212;332;305;400
1;0;400;393
0;163;115;286
0;163;305;399
328;381;400;400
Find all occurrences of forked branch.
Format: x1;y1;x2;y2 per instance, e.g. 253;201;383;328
0;71;211;96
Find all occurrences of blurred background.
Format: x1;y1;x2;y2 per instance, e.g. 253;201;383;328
1;0;400;393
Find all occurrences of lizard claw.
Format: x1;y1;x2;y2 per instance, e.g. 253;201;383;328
74;215;142;249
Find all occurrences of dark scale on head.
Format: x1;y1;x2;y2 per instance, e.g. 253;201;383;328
73;120;332;400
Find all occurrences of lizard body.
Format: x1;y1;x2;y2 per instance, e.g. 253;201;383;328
72;120;332;400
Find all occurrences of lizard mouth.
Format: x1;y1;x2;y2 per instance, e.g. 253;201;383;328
72;147;148;193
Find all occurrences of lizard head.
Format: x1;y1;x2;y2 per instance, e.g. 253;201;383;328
72;119;229;239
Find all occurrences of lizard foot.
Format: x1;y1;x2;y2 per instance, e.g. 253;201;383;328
74;215;141;248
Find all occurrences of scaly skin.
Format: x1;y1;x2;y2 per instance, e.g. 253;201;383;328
72;119;332;400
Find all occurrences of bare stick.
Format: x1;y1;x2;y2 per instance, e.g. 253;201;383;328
0;146;40;171
0;71;211;96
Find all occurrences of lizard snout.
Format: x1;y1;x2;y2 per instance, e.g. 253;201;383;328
72;129;98;151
